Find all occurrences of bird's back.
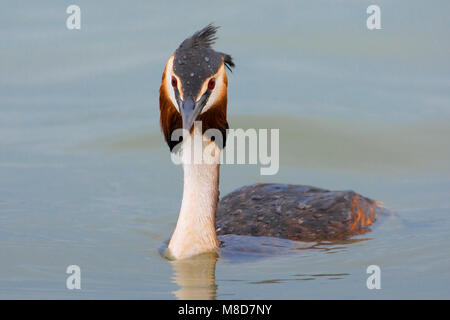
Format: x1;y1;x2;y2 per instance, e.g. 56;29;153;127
216;183;384;242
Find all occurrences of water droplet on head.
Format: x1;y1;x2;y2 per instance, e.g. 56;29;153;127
190;72;194;77
204;56;209;62
177;59;183;65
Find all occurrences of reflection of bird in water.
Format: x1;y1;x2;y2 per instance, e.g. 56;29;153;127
159;24;384;260
170;253;218;300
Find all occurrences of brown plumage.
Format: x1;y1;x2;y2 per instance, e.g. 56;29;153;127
216;184;383;242
159;61;182;151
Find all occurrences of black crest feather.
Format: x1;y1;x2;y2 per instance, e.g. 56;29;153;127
223;53;235;72
177;23;235;72
180;23;219;50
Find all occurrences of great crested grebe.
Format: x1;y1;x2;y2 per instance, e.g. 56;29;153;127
159;24;383;260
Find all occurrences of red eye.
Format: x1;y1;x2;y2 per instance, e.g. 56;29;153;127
171;76;177;87
208;78;215;90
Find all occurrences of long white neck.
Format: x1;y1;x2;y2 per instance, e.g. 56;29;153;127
168;139;220;260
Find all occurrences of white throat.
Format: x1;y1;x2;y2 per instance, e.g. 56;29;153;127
168;135;221;260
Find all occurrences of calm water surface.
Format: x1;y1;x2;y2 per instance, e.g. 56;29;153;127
1;1;449;299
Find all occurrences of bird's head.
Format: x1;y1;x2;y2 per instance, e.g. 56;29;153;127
159;24;235;151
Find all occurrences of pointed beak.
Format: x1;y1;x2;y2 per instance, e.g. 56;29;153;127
180;95;207;131
180;96;196;131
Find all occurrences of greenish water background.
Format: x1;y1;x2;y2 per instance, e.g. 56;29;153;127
1;0;449;299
